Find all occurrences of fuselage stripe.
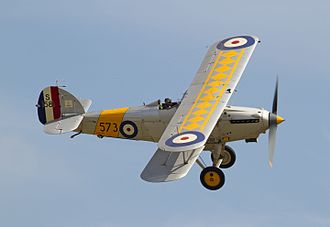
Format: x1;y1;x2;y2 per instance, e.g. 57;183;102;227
94;108;129;138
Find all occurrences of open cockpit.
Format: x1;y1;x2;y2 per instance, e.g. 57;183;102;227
145;98;179;110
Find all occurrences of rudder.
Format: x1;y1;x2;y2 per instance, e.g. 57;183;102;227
36;86;92;134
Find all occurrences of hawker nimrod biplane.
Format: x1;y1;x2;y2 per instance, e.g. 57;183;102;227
36;35;284;191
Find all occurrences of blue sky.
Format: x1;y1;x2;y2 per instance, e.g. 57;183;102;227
1;0;330;226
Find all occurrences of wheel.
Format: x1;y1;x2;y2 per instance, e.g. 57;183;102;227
200;166;225;191
220;145;236;168
211;145;236;169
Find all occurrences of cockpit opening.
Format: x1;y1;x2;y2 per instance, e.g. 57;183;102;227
145;98;179;110
160;98;178;110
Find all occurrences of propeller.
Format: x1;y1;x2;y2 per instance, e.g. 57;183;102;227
268;78;284;167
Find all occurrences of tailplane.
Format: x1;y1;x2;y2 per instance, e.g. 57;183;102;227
36;86;92;134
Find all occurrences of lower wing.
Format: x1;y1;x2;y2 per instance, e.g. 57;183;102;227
140;147;204;182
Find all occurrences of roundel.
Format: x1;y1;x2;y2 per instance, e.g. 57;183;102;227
120;121;138;139
217;36;255;50
165;131;205;147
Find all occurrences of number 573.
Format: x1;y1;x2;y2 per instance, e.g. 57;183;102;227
99;122;118;132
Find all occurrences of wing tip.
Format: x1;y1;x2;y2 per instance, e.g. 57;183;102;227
140;174;166;183
214;35;260;51
140;172;187;183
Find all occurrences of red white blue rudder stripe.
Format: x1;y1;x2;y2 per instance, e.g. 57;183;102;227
36;86;87;125
37;86;62;124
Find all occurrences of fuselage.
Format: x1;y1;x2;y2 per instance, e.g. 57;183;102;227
76;101;271;151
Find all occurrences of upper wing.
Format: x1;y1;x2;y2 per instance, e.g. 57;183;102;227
158;35;259;152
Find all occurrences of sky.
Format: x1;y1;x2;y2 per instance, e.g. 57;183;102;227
1;0;330;226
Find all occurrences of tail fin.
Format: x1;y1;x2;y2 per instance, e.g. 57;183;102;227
36;86;92;134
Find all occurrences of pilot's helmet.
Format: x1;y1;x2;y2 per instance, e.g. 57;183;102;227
165;98;172;104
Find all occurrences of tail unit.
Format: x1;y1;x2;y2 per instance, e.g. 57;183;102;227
36;86;92;135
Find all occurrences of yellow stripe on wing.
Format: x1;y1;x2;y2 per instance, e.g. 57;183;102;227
179;48;245;133
179;51;224;132
200;49;245;131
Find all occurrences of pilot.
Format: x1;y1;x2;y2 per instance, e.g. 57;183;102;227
163;98;172;109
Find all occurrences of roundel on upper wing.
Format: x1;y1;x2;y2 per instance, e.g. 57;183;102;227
217;36;255;50
120;120;138;138
165;131;205;147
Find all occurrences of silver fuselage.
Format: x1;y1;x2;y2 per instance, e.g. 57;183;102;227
77;103;271;151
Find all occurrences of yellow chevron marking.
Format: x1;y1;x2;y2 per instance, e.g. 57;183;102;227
199;94;215;102
179;51;224;132
188;116;205;123
203;87;221;95
192;109;208;116
200;49;245;131
212;74;227;80
215;65;231;73
219;58;235;65
223;50;238;57
182;123;200;130
179;48;245;133
207;81;227;87
196;102;212;109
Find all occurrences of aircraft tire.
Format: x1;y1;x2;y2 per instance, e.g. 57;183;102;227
211;145;236;169
200;166;225;191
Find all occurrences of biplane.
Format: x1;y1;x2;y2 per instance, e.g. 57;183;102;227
36;35;284;190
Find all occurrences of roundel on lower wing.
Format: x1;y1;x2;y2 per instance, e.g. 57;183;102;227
165;131;205;147
217;36;255;50
120;121;138;138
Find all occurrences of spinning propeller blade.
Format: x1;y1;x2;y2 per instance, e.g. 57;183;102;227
268;124;277;168
268;77;284;167
272;78;278;115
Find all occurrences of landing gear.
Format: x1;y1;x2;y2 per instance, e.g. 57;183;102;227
200;166;225;190
197;144;236;191
211;145;236;169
